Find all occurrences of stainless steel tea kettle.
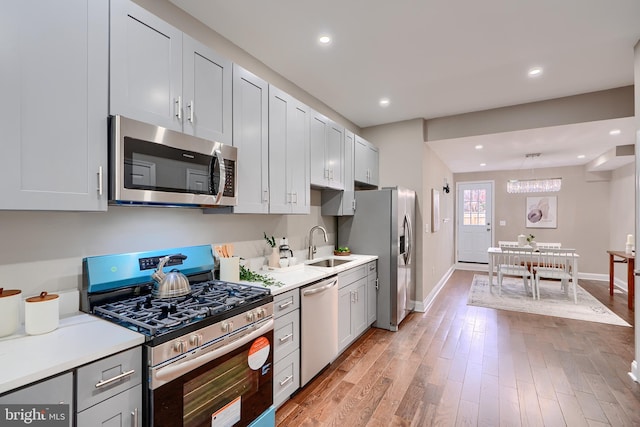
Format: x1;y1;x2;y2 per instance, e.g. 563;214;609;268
151;254;191;298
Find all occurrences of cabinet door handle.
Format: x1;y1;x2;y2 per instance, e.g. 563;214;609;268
187;100;194;123
278;300;293;309
95;369;135;388
131;407;138;427
279;375;294;386
175;96;182;120
279;333;293;343
263;189;269;203
97;166;103;196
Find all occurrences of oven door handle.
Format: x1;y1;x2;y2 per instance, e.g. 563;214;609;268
153;318;274;387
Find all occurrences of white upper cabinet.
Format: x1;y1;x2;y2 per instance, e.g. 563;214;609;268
0;0;108;211
110;0;182;131
310;111;344;190
354;135;379;188
182;35;232;145
321;129;355;216
232;65;269;214
269;86;310;214
110;0;232;144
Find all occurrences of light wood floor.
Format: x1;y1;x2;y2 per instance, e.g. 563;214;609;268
276;269;639;426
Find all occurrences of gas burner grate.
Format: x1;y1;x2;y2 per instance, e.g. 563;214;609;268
91;279;270;336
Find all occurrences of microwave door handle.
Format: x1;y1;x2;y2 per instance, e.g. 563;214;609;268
213;149;226;204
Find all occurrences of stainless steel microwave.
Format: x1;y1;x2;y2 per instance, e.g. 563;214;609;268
109;115;237;208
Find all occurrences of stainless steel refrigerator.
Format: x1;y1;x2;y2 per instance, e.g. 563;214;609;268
338;187;416;331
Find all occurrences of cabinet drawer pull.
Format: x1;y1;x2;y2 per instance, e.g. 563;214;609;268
279;333;293;343
95;369;135;388
278;300;293;309
279;375;293;386
131;407;139;427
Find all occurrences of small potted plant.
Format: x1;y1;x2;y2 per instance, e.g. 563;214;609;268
526;233;536;249
264;232;279;267
334;246;351;256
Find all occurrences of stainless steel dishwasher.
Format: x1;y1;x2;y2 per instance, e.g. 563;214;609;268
300;275;339;386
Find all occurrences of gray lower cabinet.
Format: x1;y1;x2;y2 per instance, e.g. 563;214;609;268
0;372;74;426
0;0;108;211
273;290;300;408
76;347;142;427
338;266;368;354
76;385;141;427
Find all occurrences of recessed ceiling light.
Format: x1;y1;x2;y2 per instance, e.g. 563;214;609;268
609;129;621;136
379;98;390;107
475;144;483;150
577;154;586;159
480;163;487;167
528;67;543;77
318;35;331;45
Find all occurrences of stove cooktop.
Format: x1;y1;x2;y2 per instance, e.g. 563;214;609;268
92;280;271;338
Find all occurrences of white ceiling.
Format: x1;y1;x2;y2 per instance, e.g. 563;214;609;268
169;0;640;173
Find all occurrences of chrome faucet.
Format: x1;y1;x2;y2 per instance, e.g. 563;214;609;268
308;225;328;260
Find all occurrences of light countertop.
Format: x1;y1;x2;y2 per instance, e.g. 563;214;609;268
0;313;145;395
0;254;376;396
257;254;378;295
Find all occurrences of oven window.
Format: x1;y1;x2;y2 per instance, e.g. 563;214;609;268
124;136;213;195
183;352;259;426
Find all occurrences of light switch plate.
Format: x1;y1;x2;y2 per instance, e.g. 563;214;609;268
499;220;506;226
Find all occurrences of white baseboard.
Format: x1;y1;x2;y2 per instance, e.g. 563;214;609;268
454;266;630;293
630;361;639;383
414;265;456;313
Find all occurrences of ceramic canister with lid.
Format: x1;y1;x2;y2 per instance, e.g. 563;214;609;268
0;288;22;337
25;291;59;335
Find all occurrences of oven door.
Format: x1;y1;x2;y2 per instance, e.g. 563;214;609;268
110;115;237;207
150;320;274;427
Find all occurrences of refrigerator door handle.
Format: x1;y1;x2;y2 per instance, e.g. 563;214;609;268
404;214;413;264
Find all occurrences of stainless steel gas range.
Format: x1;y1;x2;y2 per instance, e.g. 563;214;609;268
82;245;275;427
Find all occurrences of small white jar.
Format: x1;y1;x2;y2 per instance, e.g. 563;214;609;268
0;288;22;337
25;291;59;335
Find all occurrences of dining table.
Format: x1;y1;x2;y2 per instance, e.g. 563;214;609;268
487;246;580;292
606;250;634;310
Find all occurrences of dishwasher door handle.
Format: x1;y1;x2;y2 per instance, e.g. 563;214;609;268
302;279;337;296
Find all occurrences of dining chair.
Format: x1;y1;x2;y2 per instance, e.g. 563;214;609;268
498;241;520;248
533;248;577;303
497;246;536;297
535;242;562;249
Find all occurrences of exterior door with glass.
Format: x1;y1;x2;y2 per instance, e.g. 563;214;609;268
457;181;494;263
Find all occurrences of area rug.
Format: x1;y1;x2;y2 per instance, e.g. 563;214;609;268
467;274;631;327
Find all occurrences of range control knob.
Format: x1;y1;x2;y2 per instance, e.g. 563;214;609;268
173;340;186;353
221;321;234;333
246;311;255;322
189;334;202;347
256;308;266;319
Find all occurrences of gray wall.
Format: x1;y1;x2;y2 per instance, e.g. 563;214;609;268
362;119;455;306
455;165;632;276
0;192;335;299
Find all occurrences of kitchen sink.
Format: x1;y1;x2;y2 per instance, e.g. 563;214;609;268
306;258;352;268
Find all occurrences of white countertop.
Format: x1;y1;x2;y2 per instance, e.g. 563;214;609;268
0;313;145;395
0;254;376;396
258;254;378;295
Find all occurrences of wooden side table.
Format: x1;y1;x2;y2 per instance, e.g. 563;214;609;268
607;250;635;310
